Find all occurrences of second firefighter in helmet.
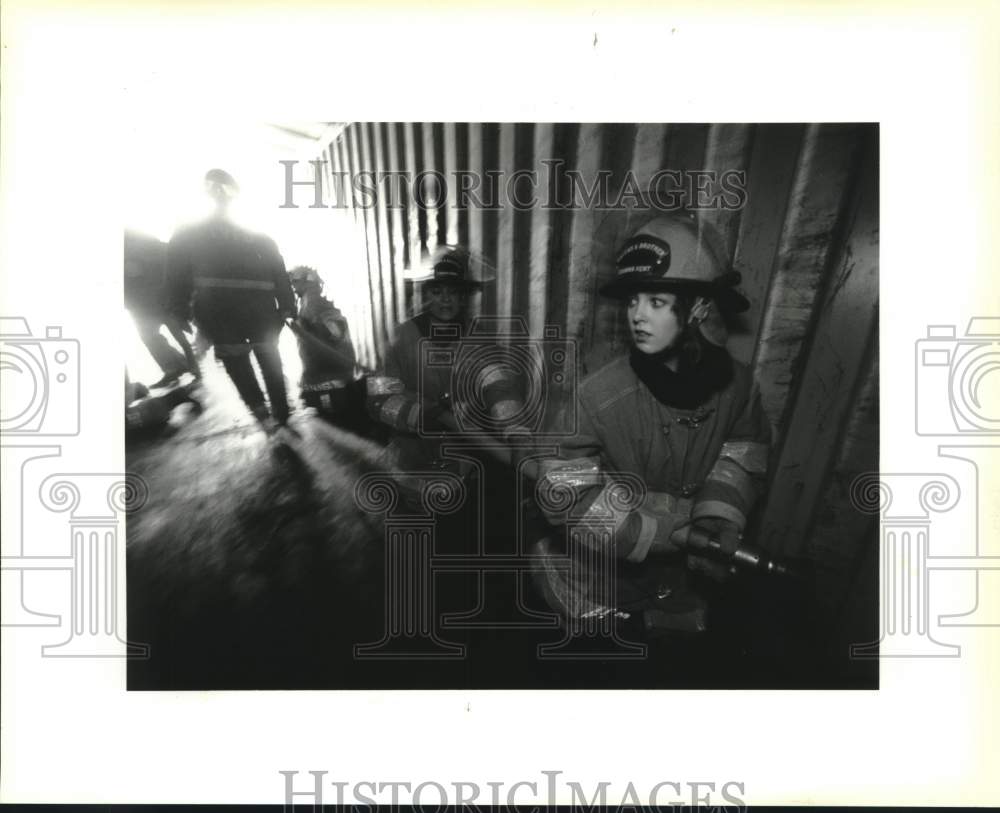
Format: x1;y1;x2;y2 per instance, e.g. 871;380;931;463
533;213;771;631
365;245;527;471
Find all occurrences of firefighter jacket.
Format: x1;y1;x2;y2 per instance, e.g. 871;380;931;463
366;312;527;471
294;293;357;388
533;350;771;619
166;218;294;352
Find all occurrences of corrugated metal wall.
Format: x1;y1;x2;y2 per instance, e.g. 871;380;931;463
314;122;878;612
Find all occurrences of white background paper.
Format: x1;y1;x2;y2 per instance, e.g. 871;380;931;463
2;0;998;805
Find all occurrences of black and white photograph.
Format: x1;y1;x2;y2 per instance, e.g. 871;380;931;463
4;1;998;806
122;122;879;691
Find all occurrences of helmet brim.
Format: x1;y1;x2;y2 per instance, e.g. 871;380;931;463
598;277;749;314
418;277;483;292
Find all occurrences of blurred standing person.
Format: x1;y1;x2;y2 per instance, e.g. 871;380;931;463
286;265;358;428
167;169;295;428
125;230;198;386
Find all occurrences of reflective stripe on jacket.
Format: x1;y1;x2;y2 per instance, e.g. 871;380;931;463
166;218;294;342
534;354;771;615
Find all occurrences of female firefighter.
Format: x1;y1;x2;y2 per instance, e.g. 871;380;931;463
532;213;772;638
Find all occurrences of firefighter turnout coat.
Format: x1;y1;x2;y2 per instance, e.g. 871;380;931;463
533;353;772;620
166;218;294;353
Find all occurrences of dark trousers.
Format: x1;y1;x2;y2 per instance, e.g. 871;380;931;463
132;311;187;376
220;343;290;422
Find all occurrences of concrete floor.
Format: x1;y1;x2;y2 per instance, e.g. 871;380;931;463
125;357;874;691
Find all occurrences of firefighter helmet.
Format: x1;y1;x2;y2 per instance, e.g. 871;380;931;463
426;245;483;291
288;265;324;288
599;214;749;314
204;168;239;193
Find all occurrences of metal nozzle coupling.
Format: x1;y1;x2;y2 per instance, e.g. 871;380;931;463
733;545;802;579
687;528;804;580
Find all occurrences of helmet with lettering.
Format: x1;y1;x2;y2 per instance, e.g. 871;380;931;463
423;245;483;292
599;213;749;314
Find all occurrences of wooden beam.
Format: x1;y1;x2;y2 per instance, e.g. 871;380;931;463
564;122;606;376
401;123;424;317
419;122;440;257
349;123;387;363
371;122;400;342
727;124;805;367
751;124;864;436
511;123;537;329
802;346;878;610
528;123;556;338
385;122;408;326
443;121;460;247
630;123;670;191
495;123;517;322
336;131;376;370
388;124;410;271
478;123;502;318
700;123;754;260
542;122;579;336
454;123;470;249
759;125;877;556
664;122;709;174
465;123;485;323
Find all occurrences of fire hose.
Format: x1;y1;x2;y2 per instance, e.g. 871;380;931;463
426;405;808;581
681;524;808;581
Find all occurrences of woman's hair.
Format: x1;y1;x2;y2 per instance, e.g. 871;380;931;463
627;289;711;371
626;289;734;402
665;292;711;373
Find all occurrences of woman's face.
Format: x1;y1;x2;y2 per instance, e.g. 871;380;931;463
425;282;466;322
627;291;683;354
